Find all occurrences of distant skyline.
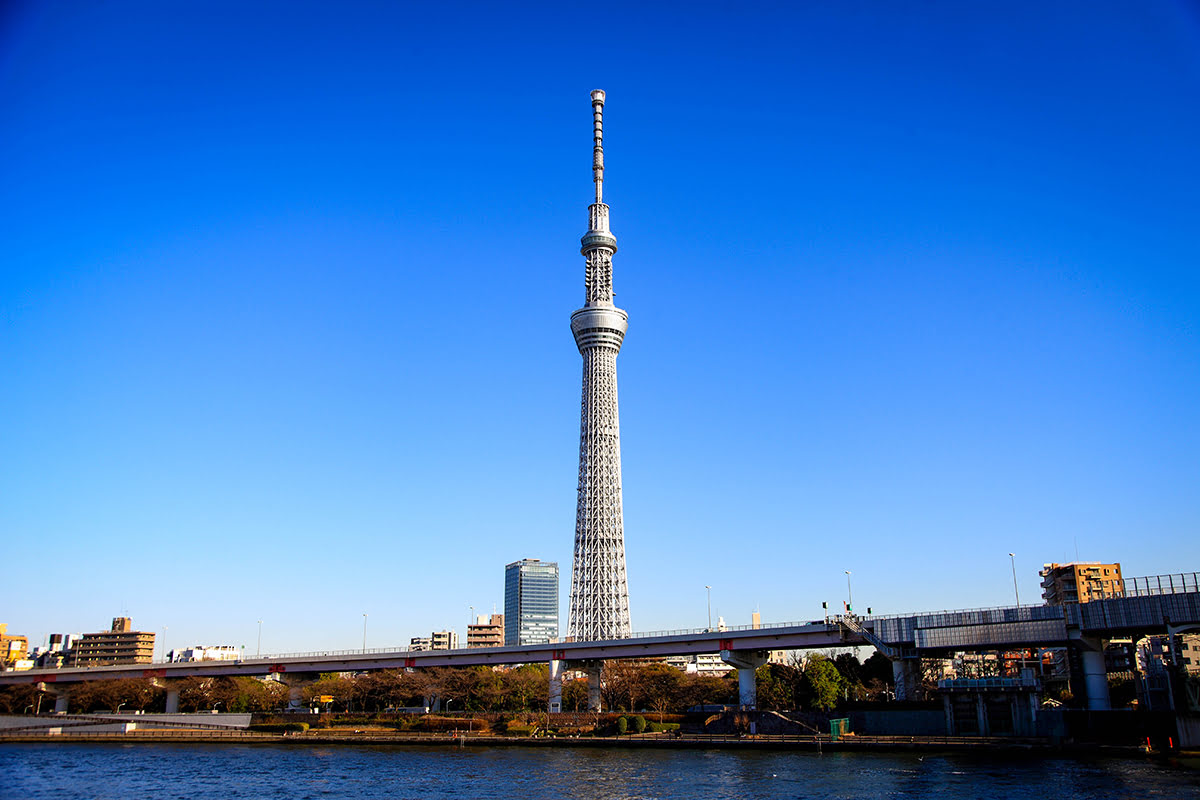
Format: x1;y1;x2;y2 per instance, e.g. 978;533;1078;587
2;2;1198;655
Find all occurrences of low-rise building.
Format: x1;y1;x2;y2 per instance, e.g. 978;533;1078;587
73;617;155;666
1179;634;1200;676
467;614;504;648
1040;562;1123;605
172;645;241;662
431;630;459;651
0;624;29;668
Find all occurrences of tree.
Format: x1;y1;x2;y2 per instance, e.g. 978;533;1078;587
833;653;862;685
638;664;684;718
561;676;588;712
862;651;893;686
755;663;801;711
800;654;846;711
502;664;547;711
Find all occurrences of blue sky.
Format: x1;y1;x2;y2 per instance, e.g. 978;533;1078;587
2;1;1198;656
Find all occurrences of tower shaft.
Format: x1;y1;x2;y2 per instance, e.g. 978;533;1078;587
567;90;632;642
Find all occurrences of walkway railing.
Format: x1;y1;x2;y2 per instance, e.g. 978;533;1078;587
1115;573;1200;598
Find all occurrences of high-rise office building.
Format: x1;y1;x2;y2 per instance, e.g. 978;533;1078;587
505;559;559;646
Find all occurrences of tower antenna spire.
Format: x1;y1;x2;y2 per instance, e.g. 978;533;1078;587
569;90;631;664
591;89;605;204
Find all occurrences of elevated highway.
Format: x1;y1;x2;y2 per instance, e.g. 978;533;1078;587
5;572;1197;713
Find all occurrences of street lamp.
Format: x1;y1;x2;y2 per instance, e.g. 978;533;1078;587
1008;553;1021;608
257;620;262;658
705;586;712;631
362;613;368;653
845;571;853;615
1010;553;1027;673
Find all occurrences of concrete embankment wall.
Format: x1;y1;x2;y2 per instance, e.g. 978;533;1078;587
848;710;946;737
0;713;252;732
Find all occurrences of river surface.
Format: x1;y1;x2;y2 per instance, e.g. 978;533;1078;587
3;743;1198;799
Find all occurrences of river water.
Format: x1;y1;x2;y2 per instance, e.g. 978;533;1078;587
3;743;1198;799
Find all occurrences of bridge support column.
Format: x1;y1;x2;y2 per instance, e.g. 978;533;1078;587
1079;639;1110;711
891;659;922;702
149;678;181;713
721;649;768;709
275;673;320;713
587;664;602;712
548;659;564;714
38;683;71;714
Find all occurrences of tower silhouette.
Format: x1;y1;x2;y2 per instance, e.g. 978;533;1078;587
567;90;632;642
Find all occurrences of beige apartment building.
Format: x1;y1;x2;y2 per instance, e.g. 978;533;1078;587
1040;562;1123;605
467;614;504;648
73;617;155;666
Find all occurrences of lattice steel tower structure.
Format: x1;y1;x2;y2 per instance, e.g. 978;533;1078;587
567;90;632;642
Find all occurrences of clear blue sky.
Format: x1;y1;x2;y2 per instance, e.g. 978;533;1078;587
2;1;1198;656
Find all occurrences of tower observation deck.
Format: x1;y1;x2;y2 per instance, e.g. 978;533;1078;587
567;90;632;641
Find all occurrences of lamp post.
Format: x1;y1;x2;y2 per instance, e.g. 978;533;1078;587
1008;553;1021;608
705;586;712;631
469;606;474;645
362;613;368;653
162;627;168;663
845;571;853;615
257;620;262;658
1009;553;1027;673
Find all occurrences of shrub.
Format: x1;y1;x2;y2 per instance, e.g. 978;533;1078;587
632;715;646;734
616;716;628;734
505;724;534;737
646;722;680;733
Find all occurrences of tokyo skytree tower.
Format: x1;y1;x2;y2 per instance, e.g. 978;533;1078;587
567;90;632;642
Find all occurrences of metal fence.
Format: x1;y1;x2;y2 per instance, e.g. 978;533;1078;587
1118;573;1200;597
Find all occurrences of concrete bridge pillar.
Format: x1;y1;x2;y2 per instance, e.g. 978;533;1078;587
891;659;922;702
721;649;768;709
1078;639;1111;711
38;683;71;714
548;659;564;713
149;678;181;713
587;663;602;711
274;672;320;712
